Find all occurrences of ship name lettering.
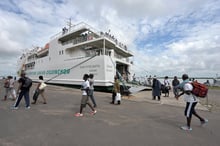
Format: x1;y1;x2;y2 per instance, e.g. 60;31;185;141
80;64;100;69
46;69;70;75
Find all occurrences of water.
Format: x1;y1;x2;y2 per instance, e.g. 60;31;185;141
133;77;215;86
158;78;214;85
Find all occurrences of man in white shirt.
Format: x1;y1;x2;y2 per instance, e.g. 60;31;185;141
164;76;170;97
175;74;208;131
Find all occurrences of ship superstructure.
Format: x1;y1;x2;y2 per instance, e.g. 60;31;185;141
17;22;133;90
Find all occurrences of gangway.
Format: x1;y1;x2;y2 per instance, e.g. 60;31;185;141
128;85;151;94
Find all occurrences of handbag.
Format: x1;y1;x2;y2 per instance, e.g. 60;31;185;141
115;93;121;102
39;82;47;90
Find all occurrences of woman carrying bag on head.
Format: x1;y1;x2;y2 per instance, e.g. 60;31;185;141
31;76;47;104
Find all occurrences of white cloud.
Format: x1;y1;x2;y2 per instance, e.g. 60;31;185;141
0;0;219;78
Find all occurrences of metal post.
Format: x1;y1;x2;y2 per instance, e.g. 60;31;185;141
103;39;105;55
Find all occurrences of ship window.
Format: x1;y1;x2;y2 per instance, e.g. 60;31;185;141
59;50;64;55
106;50;111;56
96;50;103;56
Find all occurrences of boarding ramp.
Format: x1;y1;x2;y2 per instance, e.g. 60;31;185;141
213;79;220;87
128;85;151;94
116;72;152;95
120;82;151;95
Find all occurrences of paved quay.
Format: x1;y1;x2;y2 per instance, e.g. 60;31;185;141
0;82;220;146
126;89;210;111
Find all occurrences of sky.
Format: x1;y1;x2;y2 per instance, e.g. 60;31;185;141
0;0;220;79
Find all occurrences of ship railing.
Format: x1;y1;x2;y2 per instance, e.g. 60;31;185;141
115;57;131;64
100;32;129;51
66;22;100;36
62;33;133;55
62;33;97;46
100;34;133;56
115;44;133;56
50;22;133;55
50;22;100;40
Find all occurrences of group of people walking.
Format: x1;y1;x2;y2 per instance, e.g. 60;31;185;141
2;71;121;118
1;72;208;131
152;75;179;100
75;73;97;117
2;72;47;110
152;74;208;131
74;73;122;117
1;72;98;117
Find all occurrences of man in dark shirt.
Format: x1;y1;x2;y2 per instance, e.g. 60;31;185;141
11;72;32;110
172;76;180;97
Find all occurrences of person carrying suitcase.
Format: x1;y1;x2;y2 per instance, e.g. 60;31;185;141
31;76;47;104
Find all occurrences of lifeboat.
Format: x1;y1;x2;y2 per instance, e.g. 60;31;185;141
37;43;49;57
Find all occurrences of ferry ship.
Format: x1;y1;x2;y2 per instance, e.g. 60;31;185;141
17;22;134;91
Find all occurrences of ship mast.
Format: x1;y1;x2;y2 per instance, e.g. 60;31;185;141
66;18;72;31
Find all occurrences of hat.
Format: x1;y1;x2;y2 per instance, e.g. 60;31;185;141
153;75;157;79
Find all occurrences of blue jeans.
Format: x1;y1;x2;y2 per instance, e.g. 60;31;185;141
15;90;30;107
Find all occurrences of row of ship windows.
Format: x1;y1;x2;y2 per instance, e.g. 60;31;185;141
61;34;94;46
26;50;63;70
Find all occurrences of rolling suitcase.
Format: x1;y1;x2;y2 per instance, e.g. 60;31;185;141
33;89;40;101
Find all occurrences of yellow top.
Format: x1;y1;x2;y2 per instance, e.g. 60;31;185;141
113;79;120;93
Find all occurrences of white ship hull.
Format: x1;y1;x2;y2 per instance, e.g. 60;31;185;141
27;55;126;86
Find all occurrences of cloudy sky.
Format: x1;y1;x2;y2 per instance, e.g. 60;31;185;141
0;0;219;78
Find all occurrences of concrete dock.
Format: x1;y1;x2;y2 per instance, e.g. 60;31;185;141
0;81;220;146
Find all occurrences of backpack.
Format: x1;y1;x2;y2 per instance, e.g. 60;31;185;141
23;77;33;89
190;81;208;98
